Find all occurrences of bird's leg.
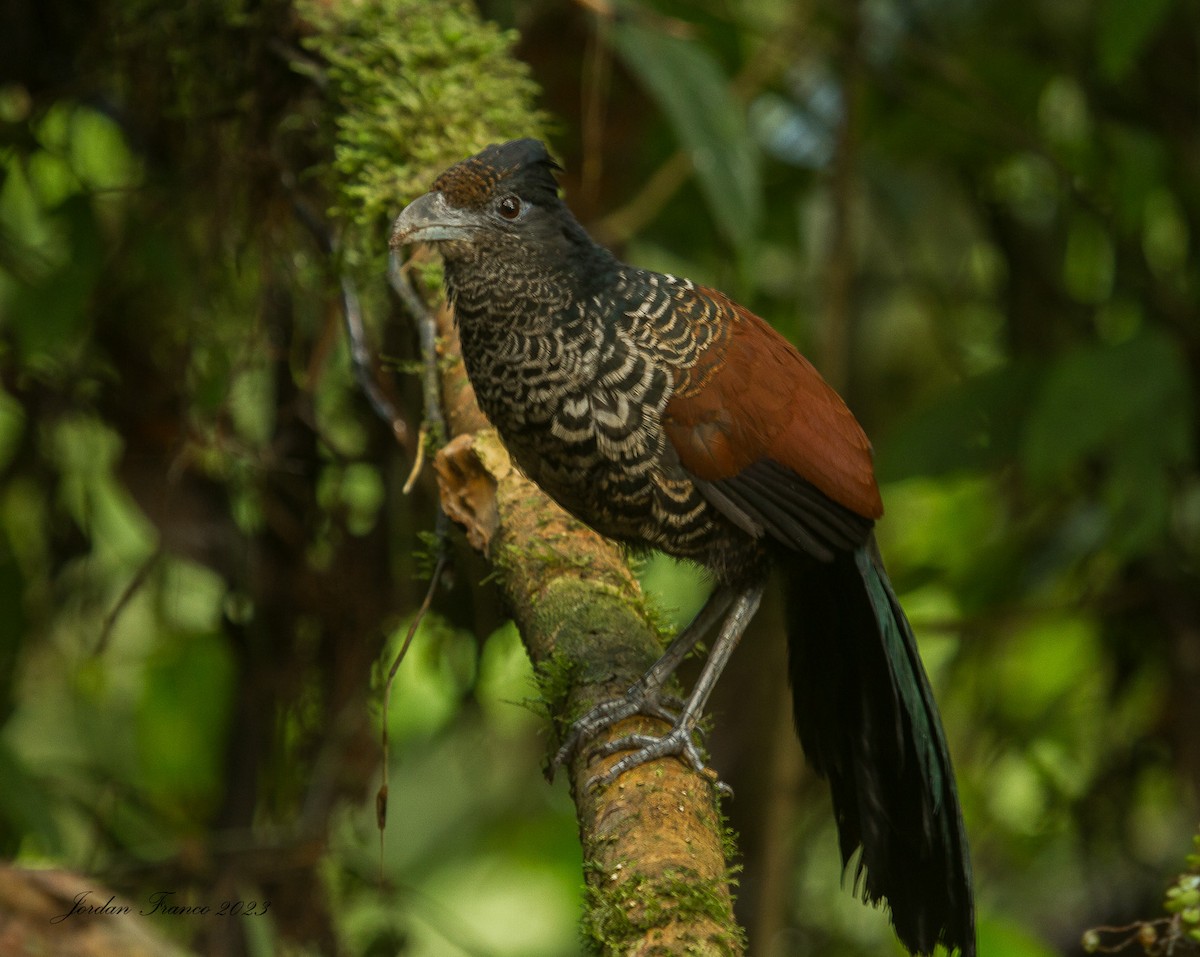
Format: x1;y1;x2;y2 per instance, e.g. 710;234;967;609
549;585;736;778
586;581;764;788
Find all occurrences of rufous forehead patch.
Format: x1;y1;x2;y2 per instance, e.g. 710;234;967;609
434;155;511;209
431;139;559;209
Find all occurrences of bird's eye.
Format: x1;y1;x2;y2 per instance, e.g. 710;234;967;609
497;195;522;220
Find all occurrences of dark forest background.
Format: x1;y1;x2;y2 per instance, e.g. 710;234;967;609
0;0;1198;955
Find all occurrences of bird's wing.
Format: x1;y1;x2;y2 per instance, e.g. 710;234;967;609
662;285;881;559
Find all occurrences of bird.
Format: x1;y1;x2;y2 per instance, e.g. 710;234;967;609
391;138;975;957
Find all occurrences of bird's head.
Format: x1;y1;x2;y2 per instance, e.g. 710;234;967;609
391;138;573;262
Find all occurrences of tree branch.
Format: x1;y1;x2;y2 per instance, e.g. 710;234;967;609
421;296;745;955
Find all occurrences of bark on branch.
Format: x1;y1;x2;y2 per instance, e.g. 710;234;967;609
429;300;745;956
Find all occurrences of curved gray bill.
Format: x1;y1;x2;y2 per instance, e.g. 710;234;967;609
390;191;478;247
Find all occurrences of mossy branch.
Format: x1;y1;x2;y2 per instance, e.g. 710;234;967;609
431;303;745;956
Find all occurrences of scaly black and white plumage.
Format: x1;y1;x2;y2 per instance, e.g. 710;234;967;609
392;138;975;957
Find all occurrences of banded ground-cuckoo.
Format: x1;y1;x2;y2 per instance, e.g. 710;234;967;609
391;139;975;957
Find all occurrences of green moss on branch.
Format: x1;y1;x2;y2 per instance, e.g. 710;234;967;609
299;0;549;248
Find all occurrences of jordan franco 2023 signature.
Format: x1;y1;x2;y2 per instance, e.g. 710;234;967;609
51;889;271;923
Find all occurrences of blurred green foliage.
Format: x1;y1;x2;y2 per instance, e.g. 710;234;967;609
610;18;762;255
0;0;1197;955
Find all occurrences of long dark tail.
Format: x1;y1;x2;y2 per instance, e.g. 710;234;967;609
784;542;975;957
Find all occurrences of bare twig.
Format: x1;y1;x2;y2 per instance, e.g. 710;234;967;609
340;271;408;447
376;550;448;875
1081;919;1178;955
377;248;457;876
388;251;447;451
820;0;863;393
333;281;404;443
592;152;692;246
95;547;163;655
402;423;428;495
290;197;410;448
579;14;613;210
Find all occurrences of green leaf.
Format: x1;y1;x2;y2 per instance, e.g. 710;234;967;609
1021;330;1192;486
1022;330;1192;556
0;741;62;855
137;630;235;805
1097;0;1173;82
8;195;104;362
610;19;762;254
976;912;1060;957
877;364;1040;481
1063;212;1114;304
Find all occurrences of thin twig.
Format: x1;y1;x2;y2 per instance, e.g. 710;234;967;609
1082;918;1177;955
290;197;410;448
579;13;613;210
340;271;409;447
378;251;456;876
589;5;810;246
388;250;447;451
95;547;162;655
820;0;862;393
376;551;448;873
402;423;428;495
592;152;692;246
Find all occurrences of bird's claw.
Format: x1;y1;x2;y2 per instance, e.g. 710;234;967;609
585;727;732;797
547;690;729;795
589;727;706;779
548;688;685;779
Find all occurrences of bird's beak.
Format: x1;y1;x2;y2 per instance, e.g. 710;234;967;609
390;191;479;248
